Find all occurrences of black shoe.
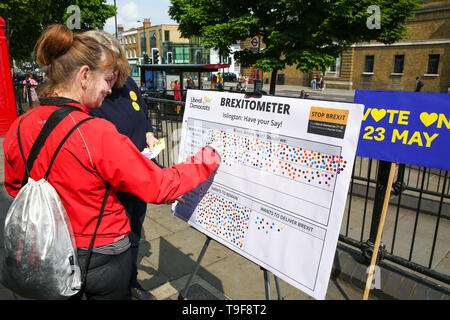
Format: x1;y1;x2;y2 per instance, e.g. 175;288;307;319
130;284;156;300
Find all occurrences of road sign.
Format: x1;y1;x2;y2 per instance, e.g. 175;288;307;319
249;37;260;50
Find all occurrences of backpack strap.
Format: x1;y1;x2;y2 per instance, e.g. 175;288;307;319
81;183;110;291
43;116;94;180
18;105;80;186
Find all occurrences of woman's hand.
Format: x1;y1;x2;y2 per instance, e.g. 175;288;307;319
146;132;159;152
208;140;224;158
166;196;185;205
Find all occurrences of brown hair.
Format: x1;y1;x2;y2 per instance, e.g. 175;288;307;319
82;30;131;89
35;24;116;96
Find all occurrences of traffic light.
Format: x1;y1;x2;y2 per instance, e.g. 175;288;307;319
196;50;202;64
143;53;149;64
167;52;173;64
222;55;229;64
253;79;263;95
152;48;159;64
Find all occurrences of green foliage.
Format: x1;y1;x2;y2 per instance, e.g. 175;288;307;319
1;0;116;61
169;0;421;88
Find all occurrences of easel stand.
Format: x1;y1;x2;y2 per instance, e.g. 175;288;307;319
178;236;284;300
261;266;284;300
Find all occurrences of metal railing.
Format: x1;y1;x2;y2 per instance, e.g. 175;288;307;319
341;158;449;285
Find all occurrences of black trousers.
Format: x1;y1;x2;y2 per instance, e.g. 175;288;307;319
69;248;132;300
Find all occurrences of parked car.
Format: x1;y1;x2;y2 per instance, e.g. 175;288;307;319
222;72;237;82
13;72;27;83
32;71;43;83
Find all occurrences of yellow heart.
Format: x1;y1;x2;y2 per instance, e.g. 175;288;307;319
371;108;386;122
420;112;438;127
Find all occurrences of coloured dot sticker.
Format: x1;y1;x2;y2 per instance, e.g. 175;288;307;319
206;129;347;188
255;216;284;235
195;192;251;249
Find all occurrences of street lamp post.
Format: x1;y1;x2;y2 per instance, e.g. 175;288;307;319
114;0;118;39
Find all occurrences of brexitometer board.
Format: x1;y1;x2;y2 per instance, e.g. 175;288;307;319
173;90;364;299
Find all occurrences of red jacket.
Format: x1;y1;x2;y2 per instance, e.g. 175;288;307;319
173;84;182;101
3;98;220;248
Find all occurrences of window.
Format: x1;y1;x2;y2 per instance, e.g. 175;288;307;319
140;32;147;55
130;64;139;77
364;55;375;73
175;46;190;63
330;61;337;72
427;54;440;74
393;55;404;73
165;30;170;42
326;55;341;77
148;31;157;50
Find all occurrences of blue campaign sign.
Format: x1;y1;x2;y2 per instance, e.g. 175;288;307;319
354;90;450;171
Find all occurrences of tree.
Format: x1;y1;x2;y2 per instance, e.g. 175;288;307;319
0;0;116;62
169;0;421;94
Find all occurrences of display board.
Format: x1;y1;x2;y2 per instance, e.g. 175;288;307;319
354;90;450;171
172;90;364;299
165;74;180;96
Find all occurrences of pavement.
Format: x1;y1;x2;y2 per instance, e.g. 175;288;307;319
0;83;449;301
1;199;447;301
221;81;356;102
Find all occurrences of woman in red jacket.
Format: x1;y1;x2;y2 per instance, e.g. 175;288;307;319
173;80;182;101
3;24;222;300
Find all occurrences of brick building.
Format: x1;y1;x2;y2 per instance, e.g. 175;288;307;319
350;0;450;93
241;0;450;93
121;19;211;66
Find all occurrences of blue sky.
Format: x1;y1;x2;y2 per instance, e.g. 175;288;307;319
103;0;177;34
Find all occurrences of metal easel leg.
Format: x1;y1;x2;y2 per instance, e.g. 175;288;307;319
178;236;212;300
261;267;284;300
261;267;271;300
274;275;284;300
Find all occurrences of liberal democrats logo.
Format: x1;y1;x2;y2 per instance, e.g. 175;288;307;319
189;95;211;111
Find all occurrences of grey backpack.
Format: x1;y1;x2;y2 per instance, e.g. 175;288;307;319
1;106;108;299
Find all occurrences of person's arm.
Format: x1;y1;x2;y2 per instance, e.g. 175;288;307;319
3;125;22;197
131;77;156;149
92;121;222;204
